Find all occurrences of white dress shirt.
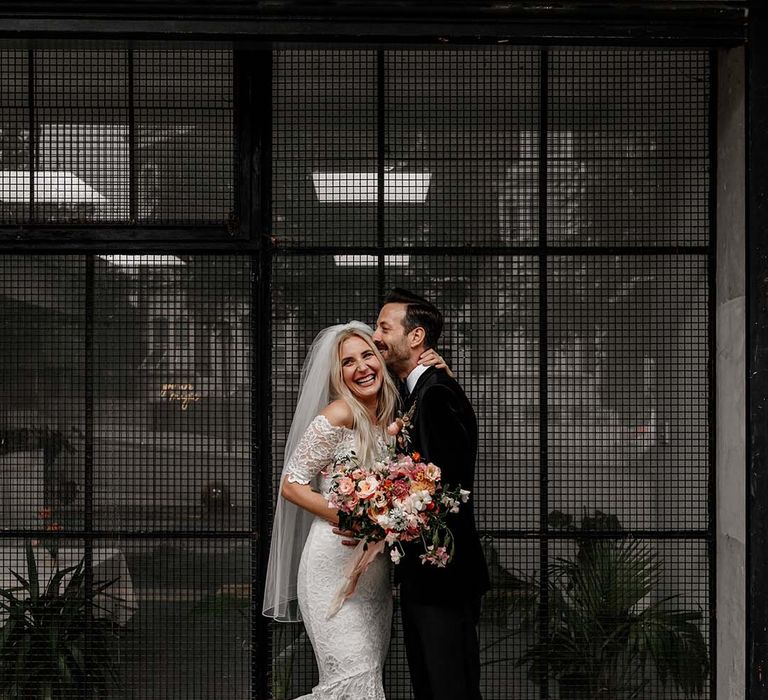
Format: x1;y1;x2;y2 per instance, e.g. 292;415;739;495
405;363;430;396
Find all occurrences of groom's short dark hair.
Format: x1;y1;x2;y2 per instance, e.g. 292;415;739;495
383;287;443;349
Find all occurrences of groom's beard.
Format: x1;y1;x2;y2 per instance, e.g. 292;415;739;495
377;341;411;377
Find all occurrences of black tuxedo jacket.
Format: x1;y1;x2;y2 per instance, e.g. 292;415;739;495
396;367;490;603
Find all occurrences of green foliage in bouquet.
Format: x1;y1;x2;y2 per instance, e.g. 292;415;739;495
514;510;709;700
0;542;123;699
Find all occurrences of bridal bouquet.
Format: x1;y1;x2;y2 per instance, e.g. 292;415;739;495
325;447;469;618
327;450;470;567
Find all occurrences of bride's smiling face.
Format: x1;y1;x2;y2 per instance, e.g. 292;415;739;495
339;335;384;403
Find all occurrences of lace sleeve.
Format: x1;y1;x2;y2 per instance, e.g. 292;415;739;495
285;414;345;485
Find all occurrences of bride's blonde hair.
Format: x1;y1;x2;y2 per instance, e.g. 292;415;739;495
329;328;398;467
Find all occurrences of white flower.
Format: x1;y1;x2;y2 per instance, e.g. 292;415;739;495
390;548;402;564
459;489;471;503
450;505;460;514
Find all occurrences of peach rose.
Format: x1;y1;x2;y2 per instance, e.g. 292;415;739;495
337;476;355;496
357;476;380;499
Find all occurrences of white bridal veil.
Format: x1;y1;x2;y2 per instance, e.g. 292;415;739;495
262;320;373;622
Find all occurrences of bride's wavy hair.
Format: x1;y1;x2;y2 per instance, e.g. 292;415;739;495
329;328;398;467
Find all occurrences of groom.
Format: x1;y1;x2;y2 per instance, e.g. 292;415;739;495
372;288;490;700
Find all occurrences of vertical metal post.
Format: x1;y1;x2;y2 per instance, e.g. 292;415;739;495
236;49;274;700
84;253;95;696
377;50;386;301
748;6;768;697
128;48;137;223
537;47;550;700
707;47;718;700
28;48;35;221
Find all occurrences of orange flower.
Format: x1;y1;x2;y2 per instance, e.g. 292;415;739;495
411;451;421;462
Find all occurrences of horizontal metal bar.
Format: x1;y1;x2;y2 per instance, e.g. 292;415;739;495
271;245;712;256
0;240;713;255
479;529;712;540
0;15;748;48
0;529;255;539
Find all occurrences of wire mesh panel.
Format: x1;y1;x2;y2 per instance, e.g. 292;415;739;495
0;50;30;222
271;46;713;700
34;50;130;223
273;51;378;247
385;50;540;247
92;255;251;532
0;49;233;226
548;255;709;530
0;256;85;531
135;50;233;223
0;253;252;697
104;537;251;698
548;50;710;247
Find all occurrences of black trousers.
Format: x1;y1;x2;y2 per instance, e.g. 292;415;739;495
399;583;483;700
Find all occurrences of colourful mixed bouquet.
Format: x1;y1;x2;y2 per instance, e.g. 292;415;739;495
327;449;469;568
324;404;469;618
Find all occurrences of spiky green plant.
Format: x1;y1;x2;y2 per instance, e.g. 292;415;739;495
0;542;123;699
515;512;709;699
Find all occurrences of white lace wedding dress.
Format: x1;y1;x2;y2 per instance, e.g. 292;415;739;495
286;414;392;700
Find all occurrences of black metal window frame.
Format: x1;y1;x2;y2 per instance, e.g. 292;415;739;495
0;44;718;700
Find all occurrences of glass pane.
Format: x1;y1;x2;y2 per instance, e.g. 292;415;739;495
93;255;251;532
385;49;540;247
548;50;710;246
548;255;709;530
542;537;710;699
0;50;30;222
273;50;378;247
34;50;129;223
0;256;85;531
112;537;251;698
135;50;233;223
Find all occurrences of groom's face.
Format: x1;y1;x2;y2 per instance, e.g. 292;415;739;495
373;303;412;372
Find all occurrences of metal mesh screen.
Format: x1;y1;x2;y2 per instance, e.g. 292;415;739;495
0;44;712;700
0;49;233;226
0;254;252;698
271;47;712;700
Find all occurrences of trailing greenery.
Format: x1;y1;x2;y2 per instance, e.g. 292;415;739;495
0;542;123;699
514;510;709;700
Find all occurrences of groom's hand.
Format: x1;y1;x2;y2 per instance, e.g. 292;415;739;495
332;527;360;547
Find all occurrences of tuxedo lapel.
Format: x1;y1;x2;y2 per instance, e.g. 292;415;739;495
404;365;438;410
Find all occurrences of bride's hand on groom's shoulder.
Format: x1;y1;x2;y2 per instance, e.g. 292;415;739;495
418;348;455;378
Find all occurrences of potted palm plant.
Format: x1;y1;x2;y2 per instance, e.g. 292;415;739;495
0;542;123;698
514;510;709;699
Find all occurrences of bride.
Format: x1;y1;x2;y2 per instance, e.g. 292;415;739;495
263;321;446;699
263;322;398;699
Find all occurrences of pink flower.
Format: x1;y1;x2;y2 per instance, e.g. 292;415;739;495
392;480;410;499
357;476;380;500
386;419;402;436
337;477;355;496
351;468;365;481
420;545;450;568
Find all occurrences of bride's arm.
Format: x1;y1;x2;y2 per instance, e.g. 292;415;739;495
281;480;339;525
280;401;353;526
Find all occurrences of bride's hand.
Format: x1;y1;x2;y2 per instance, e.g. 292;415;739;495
418;348;455;378
332;527;361;548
